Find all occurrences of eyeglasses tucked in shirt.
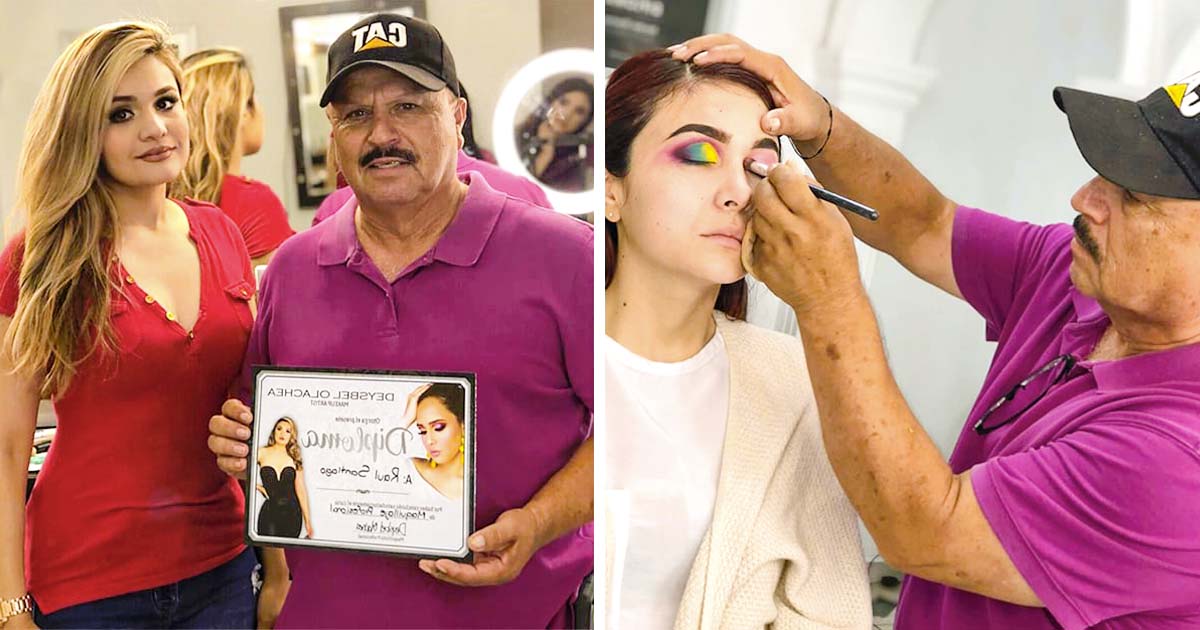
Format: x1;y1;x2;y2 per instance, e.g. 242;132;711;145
973;354;1078;435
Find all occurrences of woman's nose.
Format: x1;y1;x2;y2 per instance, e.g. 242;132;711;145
716;163;753;212
140;112;168;141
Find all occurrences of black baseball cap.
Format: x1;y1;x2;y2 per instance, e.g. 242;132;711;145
1055;71;1200;200
320;12;459;107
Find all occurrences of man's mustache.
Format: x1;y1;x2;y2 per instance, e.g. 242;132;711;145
360;146;416;168
1073;215;1101;263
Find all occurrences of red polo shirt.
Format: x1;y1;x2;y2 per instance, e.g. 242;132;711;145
0;200;253;614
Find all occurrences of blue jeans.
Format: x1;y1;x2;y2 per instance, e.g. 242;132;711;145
34;548;255;629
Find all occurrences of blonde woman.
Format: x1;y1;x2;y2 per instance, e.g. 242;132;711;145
171;47;293;266
0;22;283;628
256;417;313;539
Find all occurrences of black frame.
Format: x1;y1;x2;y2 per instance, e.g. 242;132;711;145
246;365;476;561
972;354;1077;435
279;0;426;207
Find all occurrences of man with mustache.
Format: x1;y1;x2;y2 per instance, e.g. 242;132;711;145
206;13;593;628
675;35;1200;629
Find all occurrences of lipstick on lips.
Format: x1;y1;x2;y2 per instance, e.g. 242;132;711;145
138;145;175;162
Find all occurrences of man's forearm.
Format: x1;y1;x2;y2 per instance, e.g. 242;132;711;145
795;292;955;568
523;437;593;550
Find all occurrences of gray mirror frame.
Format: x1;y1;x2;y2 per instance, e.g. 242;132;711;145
279;0;426;207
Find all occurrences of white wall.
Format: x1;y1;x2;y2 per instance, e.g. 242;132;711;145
0;0;547;229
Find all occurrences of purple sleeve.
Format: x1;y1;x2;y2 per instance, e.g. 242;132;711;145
524;179;552;210
312;187;355;227
972;415;1200;628
237;262;275;405
562;229;594;416
951;206;1073;341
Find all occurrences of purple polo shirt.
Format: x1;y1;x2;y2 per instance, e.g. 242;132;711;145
244;173;594;628
895;207;1200;629
311;150;552;226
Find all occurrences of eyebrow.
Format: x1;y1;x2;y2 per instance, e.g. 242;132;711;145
754;137;781;156
667;123;728;143
667;123;781;156
112;86;178;103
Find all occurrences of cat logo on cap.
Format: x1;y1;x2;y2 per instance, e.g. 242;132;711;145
1165;70;1200;118
352;21;408;52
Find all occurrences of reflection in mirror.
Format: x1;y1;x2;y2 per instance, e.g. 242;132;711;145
279;0;424;207
513;73;594;193
493;48;595;215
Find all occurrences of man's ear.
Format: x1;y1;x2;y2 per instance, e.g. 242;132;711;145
452;96;468;150
605;171;625;222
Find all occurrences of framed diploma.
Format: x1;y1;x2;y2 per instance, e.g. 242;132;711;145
246;367;476;560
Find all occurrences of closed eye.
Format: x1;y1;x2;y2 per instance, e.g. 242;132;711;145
675;141;720;165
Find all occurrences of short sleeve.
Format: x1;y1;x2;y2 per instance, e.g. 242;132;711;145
311;186;354;227
972;415;1200;628
0;235;25;317
951;206;1073;341
220;178;295;258
212;205;256;290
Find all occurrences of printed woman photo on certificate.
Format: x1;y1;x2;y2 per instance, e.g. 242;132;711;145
247;368;476;559
256;417;314;538
404;383;467;501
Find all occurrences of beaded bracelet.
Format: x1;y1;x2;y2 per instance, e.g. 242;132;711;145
799;94;834;160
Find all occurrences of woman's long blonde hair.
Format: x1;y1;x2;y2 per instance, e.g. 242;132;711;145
169;47;254;204
267;417;304;470
4;21;182;397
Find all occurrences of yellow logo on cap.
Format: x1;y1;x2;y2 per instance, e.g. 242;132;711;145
360;37;396;51
352;22;407;52
1167;82;1189;108
1165;70;1200;117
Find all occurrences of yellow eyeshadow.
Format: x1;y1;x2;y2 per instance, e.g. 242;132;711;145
679;141;720;164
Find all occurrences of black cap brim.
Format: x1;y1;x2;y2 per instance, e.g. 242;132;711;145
319;60;447;107
1054;86;1200;199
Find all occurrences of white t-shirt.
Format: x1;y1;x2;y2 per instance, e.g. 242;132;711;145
605;331;730;630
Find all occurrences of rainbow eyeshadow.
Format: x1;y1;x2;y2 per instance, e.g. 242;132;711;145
675;141;720;165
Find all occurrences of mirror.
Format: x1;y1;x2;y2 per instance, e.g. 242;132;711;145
493;48;596;216
279;0;425;207
512;72;594;194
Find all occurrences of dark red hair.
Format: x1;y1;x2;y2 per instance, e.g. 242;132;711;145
604;50;776;320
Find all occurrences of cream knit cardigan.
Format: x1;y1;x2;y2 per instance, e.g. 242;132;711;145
672;316;872;630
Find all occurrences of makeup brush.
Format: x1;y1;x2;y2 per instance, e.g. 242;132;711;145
744;158;879;221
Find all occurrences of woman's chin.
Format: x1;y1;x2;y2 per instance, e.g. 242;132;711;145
705;257;748;286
